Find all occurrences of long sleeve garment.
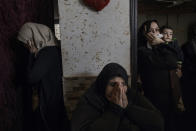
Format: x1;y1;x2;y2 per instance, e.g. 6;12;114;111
27;46;69;131
182;41;196;79
71;86;164;131
181;42;196;114
167;40;184;62
138;44;178;116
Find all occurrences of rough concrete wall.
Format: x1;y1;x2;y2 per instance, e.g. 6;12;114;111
58;0;130;77
138;13;196;46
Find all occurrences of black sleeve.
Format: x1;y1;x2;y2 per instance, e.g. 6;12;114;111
183;57;196;75
126;89;160;111
27;47;58;84
138;44;178;70
71;98;124;131
170;40;184;62
125;89;164;131
182;44;196;75
118;117;140;131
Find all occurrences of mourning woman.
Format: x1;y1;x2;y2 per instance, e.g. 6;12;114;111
181;23;196;130
17;22;69;131
137;20;183;131
71;63;164;131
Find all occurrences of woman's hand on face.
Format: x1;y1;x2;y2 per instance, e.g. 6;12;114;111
151;37;165;45
122;86;128;108
27;40;38;54
145;32;165;45
108;86;128;109
145;32;154;42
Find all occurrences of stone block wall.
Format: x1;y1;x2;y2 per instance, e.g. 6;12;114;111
63;77;96;119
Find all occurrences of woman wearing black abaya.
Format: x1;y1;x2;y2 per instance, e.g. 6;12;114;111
181;23;196;130
17;22;69;131
71;63;164;131
137;20;183;131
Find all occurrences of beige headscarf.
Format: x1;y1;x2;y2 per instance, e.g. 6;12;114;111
17;22;58;52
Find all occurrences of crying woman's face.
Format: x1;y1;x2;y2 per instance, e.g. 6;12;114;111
105;77;127;99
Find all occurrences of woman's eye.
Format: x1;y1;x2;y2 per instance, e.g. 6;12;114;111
109;82;118;87
108;82;126;87
122;82;126;86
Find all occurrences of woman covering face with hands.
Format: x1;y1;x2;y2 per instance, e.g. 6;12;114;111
17;22;69;131
71;63;164;131
105;76;128;109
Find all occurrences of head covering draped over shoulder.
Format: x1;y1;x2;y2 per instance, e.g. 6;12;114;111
95;63;128;95
17;22;58;52
84;63;129;110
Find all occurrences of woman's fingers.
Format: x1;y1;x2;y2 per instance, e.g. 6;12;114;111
122;88;128;103
119;87;128;108
114;86;121;104
27;40;31;45
146;32;154;40
151;37;164;45
109;86;123;107
146;32;165;45
26;39;38;54
110;86;118;102
108;85;128;108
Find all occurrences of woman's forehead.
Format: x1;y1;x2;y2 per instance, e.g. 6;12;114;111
109;77;124;81
150;22;159;28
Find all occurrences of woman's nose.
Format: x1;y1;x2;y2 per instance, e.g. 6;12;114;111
151;29;156;33
117;82;124;87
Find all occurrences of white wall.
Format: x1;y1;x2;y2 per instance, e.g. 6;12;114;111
58;0;130;77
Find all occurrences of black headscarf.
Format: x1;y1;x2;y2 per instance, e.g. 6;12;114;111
84;63;129;111
94;63;128;96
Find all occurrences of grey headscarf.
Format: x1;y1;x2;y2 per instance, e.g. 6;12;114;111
17;22;58;52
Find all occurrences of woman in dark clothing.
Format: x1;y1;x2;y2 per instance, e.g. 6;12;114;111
17;22;69;131
11;39;32;131
137;20;182;131
181;23;196;130
71;63;164;131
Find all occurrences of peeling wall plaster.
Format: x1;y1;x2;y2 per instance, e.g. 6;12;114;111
58;0;130;77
